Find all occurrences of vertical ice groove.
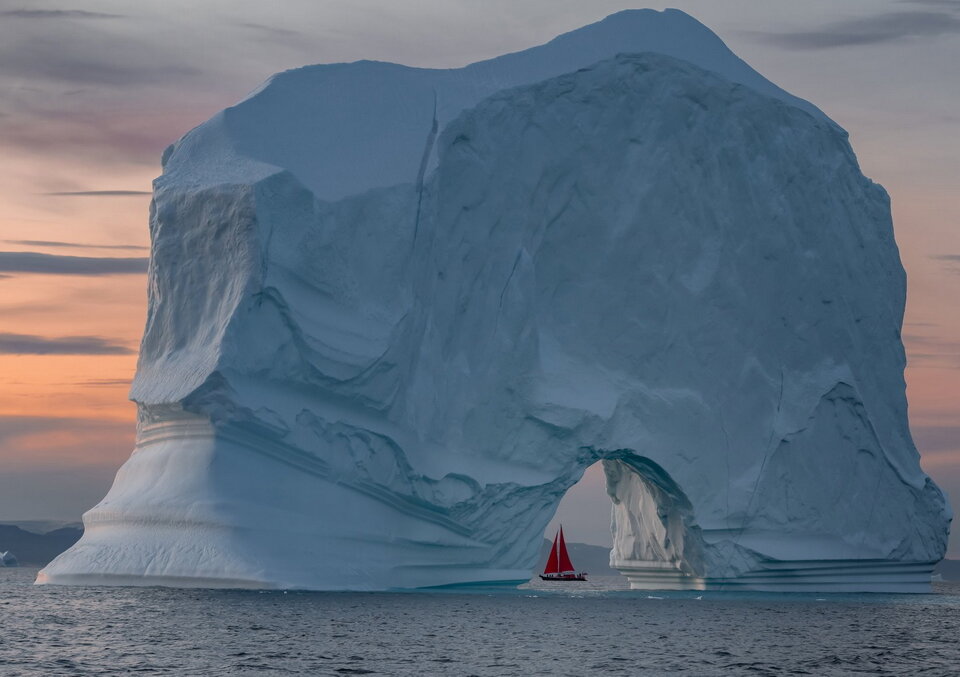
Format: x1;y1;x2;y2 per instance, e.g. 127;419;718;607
413;89;439;245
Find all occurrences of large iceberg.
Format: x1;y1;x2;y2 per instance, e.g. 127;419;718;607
39;9;950;592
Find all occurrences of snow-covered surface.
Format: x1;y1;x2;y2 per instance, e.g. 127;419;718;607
157;8;831;205
39;10;949;592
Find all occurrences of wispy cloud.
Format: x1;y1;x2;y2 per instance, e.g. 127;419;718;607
3;55;199;87
0;7;257;166
5;239;147;251
913;424;960;453
236;22;303;39
903;332;960;368
0;251;148;275
42;190;150;196
898;0;960;9
0;106;200;163
0;415;123;443
0;9;123;20
747;11;960;49
931;254;960;276
0;14;199;88
0;333;134;355
73;378;132;387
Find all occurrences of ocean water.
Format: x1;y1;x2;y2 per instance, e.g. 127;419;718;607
2;568;958;676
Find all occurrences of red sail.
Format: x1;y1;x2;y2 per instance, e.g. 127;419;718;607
543;531;561;574
557;527;576;573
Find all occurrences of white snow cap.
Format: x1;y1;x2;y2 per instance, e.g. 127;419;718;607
161;8;832;202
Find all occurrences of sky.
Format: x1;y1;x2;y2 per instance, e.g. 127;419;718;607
0;0;957;556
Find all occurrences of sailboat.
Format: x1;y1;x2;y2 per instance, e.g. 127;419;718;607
539;526;588;581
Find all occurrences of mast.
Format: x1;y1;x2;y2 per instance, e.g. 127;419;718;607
556;529;561;572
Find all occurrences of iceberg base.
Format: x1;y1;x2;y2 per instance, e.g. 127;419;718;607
614;558;936;593
36;420;532;591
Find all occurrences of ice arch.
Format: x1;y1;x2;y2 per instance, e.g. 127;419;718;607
544;451;709;587
550;444;946;592
40;13;949;592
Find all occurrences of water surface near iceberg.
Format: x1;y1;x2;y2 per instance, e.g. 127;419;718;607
7;568;960;675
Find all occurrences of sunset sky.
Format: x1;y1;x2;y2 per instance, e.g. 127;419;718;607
1;0;958;556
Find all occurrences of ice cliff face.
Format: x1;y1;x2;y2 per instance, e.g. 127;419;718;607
40;10;950;592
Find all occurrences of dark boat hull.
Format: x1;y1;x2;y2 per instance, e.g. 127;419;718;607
538;574;587;581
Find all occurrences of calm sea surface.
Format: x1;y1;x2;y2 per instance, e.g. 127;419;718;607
2;568;958;675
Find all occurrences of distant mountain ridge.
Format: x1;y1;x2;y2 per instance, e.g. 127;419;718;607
0;524;83;566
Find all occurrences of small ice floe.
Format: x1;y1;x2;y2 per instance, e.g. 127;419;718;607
0;551;17;567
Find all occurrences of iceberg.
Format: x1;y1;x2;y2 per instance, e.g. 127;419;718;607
39;10;950;592
1;551;17;567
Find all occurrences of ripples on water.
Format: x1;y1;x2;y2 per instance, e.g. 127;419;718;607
2;568;958;675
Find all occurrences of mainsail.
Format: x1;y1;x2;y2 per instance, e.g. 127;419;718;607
557;527;575;573
543;533;560;574
543;526;576;575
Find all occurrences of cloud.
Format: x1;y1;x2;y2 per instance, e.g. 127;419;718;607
903;332;960;368
42;190;151;196
0;8;257;165
0;416;104;443
0;333;134;355
913;425;960;453
3;54;199;87
748;11;960;49
0;14;200;88
0;251;148;275
931;254;960;276
0;9;123;19
236;22;303;39
73;378;132;387
4;239;147;251
898;0;960;9
1;112;181;166
912;424;960;470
